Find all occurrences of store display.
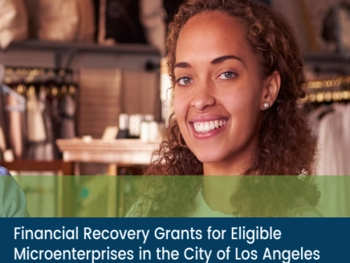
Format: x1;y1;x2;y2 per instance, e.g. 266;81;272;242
128;114;143;138
25;0;95;42
140;115;160;143
0;0;28;48
116;113;129;138
0;66;78;161
115;113;162;141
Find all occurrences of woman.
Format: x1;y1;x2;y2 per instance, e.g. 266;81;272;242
129;0;320;217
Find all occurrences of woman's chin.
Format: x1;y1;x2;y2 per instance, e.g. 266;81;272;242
194;153;224;165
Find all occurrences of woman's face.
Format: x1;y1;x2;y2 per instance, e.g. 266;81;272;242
173;11;279;174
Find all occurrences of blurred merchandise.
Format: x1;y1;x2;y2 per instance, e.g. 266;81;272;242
1;66;78;161
115;113;162;142
0;0;28;49
140;0;166;55
140;115;161;143
322;2;350;53
24;0;95;42
116;113;129;138
128;114;143;138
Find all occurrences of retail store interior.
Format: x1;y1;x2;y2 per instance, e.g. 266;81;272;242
0;0;349;217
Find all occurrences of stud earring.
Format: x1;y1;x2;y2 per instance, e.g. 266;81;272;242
263;102;270;109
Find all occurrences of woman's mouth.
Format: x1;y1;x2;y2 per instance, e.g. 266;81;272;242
193;120;227;133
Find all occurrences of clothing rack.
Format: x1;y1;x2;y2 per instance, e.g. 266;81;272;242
0;64;78;161
303;76;350;103
3;66;77;97
0;64;26;113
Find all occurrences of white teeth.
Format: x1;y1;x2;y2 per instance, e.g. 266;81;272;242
193;120;226;133
194;123;199;131
215;120;219;129
209;121;215;130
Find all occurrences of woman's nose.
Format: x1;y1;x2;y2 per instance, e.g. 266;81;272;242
190;84;215;110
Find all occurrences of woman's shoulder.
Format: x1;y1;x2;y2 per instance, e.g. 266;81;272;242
125;194;153;217
288;197;323;217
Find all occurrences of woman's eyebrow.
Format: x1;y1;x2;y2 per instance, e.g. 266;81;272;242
174;62;191;68
174;55;245;69
211;55;245;66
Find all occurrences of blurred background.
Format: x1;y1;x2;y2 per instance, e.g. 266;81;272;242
0;0;349;217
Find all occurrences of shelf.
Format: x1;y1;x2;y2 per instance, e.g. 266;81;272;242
304;53;350;64
4;40;160;56
1;40;160;69
56;138;159;165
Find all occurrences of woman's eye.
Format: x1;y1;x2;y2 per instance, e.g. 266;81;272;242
218;71;236;79
177;77;192;85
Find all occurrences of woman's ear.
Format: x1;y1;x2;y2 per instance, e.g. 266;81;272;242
261;71;281;110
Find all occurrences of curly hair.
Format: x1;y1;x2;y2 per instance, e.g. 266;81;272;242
140;0;319;217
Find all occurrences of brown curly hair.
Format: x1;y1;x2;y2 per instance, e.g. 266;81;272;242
139;0;319;217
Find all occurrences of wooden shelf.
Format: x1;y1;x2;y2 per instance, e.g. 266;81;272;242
56;138;158;166
6;40;160;56
1;39;161;75
303;52;350;75
304;53;350;64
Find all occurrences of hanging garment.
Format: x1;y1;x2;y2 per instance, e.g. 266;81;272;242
0;95;7;155
316;104;350;175
50;95;61;158
27;0;95;42
76;0;96;42
39;89;54;160
140;0;166;55
322;2;350;53
26;91;47;160
315;104;350;217
307;104;334;138
0;126;6;155
6;95;24;159
60;94;76;139
0;0;28;48
26;92;46;143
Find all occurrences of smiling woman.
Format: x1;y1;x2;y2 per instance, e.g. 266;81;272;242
173;11;281;175
130;0;320;217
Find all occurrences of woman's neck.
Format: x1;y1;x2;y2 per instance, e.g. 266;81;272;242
202;141;255;176
200;140;257;214
202;175;241;215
